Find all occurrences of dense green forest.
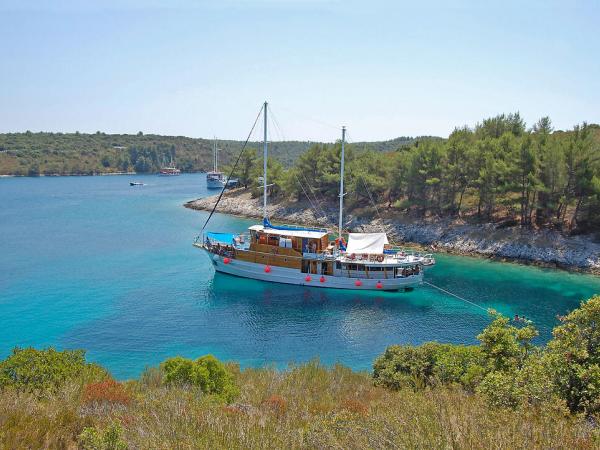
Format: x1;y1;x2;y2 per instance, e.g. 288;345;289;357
0;131;428;176
1;296;599;448
0;131;316;175
239;114;600;234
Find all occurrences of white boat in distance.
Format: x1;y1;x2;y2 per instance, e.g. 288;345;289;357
194;102;431;291
206;138;226;189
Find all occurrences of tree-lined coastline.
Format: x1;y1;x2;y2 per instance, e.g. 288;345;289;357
235;114;600;235
3;113;599;236
0;131;427;176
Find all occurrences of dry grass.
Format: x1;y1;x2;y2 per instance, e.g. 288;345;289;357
0;361;598;449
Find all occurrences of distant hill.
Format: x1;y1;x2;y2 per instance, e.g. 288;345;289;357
0;132;438;176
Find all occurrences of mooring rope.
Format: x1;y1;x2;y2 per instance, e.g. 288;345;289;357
423;281;489;312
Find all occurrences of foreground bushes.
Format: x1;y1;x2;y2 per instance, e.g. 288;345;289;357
374;295;600;415
0;348;107;395
1;296;600;448
161;354;239;402
0;359;597;449
373;342;485;390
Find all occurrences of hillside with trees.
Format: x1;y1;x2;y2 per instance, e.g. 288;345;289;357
238;114;600;235
3;113;599;234
0;132;429;176
0;131;316;176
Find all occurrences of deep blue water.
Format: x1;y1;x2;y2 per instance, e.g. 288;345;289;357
1;174;600;379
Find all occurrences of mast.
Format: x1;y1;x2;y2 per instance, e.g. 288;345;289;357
338;126;346;240
263;101;268;220
213;137;217;172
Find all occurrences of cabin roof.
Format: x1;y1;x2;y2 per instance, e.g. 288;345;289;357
248;224;328;239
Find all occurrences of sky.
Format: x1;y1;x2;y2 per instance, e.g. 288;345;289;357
1;0;599;142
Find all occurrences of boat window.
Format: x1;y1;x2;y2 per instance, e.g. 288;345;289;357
336;261;341;269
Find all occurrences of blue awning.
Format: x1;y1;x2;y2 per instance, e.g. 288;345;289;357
206;232;236;244
263;217;326;233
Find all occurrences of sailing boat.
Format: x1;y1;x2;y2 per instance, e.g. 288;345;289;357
206;138;226;189
195;102;425;291
159;154;181;176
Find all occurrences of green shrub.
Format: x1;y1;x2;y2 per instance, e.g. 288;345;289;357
546;295;600;414
433;344;485;388
373;310;562;410
477;371;522;408
476;354;558;410
477;311;538;371
79;422;127;450
0;347;108;395
161;354;239;402
373;342;484;390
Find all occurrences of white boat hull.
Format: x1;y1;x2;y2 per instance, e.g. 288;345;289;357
204;250;422;291
207;179;226;189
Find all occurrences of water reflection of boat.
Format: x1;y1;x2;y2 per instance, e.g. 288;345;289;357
195;102;427;292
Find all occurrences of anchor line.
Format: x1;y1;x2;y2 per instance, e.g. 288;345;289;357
423;281;489;312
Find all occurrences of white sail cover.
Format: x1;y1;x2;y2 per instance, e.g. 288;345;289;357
345;233;389;254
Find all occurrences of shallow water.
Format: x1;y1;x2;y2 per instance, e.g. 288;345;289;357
1;174;599;378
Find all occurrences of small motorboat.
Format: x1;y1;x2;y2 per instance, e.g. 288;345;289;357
130;182;144;186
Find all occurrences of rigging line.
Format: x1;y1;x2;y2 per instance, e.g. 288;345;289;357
359;176;399;246
275;104;340;132
269;105;332;225
269;108;325;229
270;104;333;210
423;281;489;312
270;105;302;167
347;129;400;246
269;105;331;229
302;162;329;211
293;171;324;222
293;166;330;224
268;104;286;140
268;107;285;166
199;105;264;235
296;144;330;212
299;171;330;222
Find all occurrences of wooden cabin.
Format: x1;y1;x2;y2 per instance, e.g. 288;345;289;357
234;225;330;270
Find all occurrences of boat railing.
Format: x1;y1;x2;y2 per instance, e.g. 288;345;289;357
302;252;336;261
196;232;251;250
265;222;329;233
385;246;437;258
385;245;418;254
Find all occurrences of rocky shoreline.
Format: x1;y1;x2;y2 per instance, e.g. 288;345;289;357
185;190;600;275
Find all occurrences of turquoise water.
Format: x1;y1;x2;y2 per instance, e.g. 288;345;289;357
1;174;600;379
